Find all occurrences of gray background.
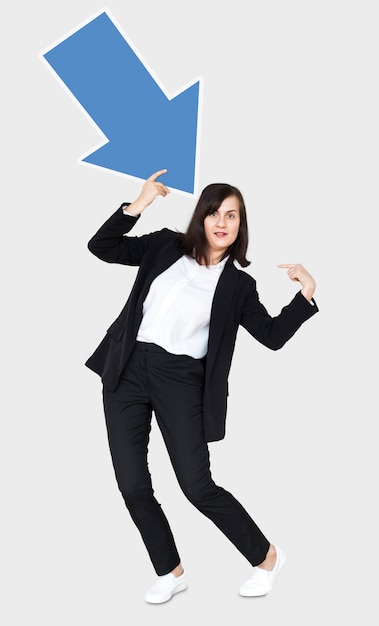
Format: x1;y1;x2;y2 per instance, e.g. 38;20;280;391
2;1;378;624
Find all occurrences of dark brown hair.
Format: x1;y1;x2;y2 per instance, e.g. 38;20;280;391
177;183;250;267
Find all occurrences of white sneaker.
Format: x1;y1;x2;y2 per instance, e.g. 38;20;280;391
144;571;187;604
239;545;286;597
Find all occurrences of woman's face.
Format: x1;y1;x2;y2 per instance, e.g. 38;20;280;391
203;195;240;262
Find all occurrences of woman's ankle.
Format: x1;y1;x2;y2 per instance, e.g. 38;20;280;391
171;563;184;577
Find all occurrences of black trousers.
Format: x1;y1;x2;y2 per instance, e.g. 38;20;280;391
102;342;270;575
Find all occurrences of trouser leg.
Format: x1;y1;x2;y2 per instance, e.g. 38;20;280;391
145;346;270;567
102;348;181;576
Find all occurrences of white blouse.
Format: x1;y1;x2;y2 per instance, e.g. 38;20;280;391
136;254;228;358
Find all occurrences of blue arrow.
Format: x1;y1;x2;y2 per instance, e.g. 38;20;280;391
43;11;201;194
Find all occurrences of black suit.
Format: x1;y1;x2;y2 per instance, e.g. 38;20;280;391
85;205;319;576
85;205;318;442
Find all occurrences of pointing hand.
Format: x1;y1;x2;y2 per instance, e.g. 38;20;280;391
277;263;316;302
126;169;170;216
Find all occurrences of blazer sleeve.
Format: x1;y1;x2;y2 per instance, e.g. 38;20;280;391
87;205;153;265
240;280;319;350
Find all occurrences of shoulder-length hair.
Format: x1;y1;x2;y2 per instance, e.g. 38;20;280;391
177;183;250;267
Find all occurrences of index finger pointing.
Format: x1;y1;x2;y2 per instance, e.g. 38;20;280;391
277;264;296;268
147;169;168;182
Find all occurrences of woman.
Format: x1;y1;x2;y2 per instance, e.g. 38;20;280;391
85;169;318;604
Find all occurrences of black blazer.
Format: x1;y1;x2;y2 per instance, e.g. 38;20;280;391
85;206;319;442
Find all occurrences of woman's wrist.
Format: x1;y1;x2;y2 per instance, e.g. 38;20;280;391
124;197;147;217
301;285;316;302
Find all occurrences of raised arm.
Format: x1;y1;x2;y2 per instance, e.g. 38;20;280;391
87;170;170;265
240;265;318;350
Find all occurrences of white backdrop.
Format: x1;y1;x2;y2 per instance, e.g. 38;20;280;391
2;1;378;624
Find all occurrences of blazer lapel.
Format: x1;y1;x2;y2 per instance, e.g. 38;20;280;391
146;245;183;286
206;262;239;373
